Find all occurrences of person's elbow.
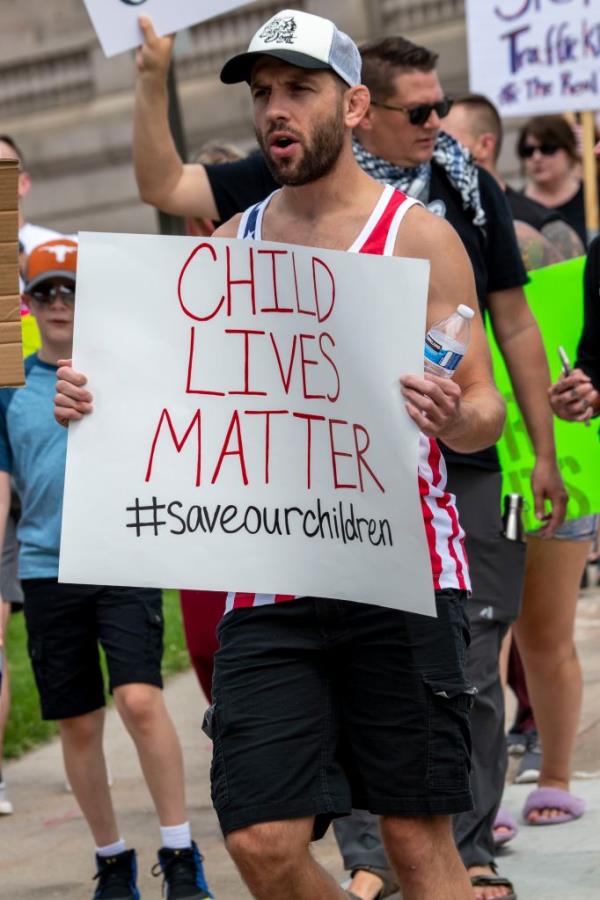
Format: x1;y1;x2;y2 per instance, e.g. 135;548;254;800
137;175;169;211
488;388;507;445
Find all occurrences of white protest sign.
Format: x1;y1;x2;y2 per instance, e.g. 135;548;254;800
466;0;600;117
82;0;254;57
59;232;435;615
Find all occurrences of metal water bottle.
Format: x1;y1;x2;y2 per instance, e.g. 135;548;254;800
502;493;525;542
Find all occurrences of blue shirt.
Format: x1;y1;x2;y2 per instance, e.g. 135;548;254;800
0;355;67;579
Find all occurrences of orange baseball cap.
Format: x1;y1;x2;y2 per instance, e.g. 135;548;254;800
24;238;78;293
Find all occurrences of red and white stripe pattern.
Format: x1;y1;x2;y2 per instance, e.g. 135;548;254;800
226;185;470;612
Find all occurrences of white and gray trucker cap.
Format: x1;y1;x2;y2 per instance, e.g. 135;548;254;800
220;9;361;87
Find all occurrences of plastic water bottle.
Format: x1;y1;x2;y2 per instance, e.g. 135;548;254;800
424;304;474;379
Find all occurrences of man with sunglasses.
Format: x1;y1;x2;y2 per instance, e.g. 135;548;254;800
340;36;565;900
0;239;213;899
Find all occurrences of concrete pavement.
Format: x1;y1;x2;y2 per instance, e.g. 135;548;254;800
1;585;599;898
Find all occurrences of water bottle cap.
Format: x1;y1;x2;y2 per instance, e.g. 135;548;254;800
457;304;475;320
505;493;524;508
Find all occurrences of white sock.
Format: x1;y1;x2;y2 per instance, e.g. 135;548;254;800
96;838;126;858
160;821;191;850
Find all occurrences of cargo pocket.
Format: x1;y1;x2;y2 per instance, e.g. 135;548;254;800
424;676;476;792
27;636;48;696
209;702;230;808
143;597;164;661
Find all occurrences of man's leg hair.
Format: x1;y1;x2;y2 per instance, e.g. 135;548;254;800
226;817;347;900
381;815;472;900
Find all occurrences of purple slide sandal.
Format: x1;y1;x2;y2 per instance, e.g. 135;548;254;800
523;787;585;825
493;807;519;845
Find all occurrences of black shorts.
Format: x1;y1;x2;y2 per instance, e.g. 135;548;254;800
210;590;474;838
22;579;163;720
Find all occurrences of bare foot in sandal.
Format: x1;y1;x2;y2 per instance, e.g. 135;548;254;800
468;865;516;900
346;870;384;900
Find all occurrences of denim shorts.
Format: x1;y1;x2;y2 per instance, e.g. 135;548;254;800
531;514;599;542
209;591;474;838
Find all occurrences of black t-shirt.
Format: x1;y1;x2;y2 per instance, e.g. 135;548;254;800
517;184;588;248
554;184;587;248
504;185;563;231
428;165;528;470
206;152;278;224
576;235;600;389
206;155;528;471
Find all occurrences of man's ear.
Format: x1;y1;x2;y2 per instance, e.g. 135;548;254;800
345;85;371;129
18;170;31;201
477;133;497;165
354;95;375;134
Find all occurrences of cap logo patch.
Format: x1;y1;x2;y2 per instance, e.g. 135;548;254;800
259;16;297;46
46;244;77;264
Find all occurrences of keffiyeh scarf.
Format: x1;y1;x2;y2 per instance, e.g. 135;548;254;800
352;131;486;230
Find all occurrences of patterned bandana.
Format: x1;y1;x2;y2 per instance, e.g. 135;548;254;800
352;131;486;229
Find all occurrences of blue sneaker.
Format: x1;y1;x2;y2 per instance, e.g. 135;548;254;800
153;842;213;899
93;849;140;899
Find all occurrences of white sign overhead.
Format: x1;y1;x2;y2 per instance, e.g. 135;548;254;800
82;0;254;57
59;232;436;616
466;0;600;118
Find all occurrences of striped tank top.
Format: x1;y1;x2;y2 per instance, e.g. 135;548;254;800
225;184;470;614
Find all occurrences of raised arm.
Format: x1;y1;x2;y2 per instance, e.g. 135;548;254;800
133;16;219;219
398;208;505;453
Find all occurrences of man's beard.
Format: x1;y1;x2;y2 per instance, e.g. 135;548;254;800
256;106;345;187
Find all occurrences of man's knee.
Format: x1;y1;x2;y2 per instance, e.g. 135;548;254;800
226;820;311;879
380;815;455;872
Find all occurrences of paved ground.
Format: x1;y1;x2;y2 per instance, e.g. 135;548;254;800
1;586;599;898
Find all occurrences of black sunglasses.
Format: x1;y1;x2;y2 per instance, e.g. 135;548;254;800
29;283;75;305
519;142;560;159
371;96;453;126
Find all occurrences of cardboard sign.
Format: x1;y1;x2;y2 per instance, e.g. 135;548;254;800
0;159;24;388
82;0;254;57
489;256;600;529
466;0;600;117
59;232;436;615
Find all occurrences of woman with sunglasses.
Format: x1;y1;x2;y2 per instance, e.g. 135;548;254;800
517;115;587;247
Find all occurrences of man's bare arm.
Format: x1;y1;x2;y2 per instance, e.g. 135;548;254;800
133;16;219;219
398;208;505;453
487;285;567;533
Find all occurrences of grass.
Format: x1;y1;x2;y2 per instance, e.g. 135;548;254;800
3;589;190;760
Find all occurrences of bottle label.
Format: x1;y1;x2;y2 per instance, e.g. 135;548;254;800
424;334;463;372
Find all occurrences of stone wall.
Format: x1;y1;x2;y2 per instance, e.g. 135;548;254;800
0;0;522;235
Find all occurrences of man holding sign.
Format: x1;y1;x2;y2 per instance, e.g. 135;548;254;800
56;10;505;900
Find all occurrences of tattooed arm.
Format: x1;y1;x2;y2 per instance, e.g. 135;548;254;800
540;219;585;261
514;220;563;271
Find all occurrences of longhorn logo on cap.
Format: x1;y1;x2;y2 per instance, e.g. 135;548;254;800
45;244;77;264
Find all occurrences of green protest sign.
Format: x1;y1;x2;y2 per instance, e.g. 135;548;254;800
487;257;600;530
